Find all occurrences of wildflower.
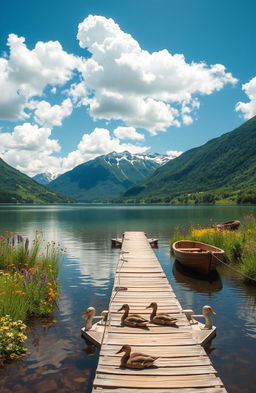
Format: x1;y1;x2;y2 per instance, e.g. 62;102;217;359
25;238;29;251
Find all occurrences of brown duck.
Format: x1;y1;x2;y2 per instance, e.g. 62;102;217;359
116;345;158;369
146;302;178;325
118;304;148;327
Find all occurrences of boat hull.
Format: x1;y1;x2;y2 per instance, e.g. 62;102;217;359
214;220;240;230
172;240;224;275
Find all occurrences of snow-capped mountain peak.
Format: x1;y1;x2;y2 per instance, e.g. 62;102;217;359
33;171;59;186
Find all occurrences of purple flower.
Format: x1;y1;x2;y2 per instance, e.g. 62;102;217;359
25;238;29;252
41;273;48;287
17;234;23;243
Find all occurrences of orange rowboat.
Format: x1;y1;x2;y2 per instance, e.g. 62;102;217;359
172;240;224;275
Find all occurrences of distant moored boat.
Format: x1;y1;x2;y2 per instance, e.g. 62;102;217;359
213;220;240;230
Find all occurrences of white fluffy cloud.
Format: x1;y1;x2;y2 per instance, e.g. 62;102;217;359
113;126;144;140
235;76;256;119
0;123;61;175
0;123;59;152
0;34;79;120
62;127;149;170
0;125;148;176
0;15;239;177
33;98;73;127
75;15;237;133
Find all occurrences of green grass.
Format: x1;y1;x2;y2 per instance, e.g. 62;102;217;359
170;215;256;283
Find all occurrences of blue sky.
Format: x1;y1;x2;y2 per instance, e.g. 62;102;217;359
1;0;256;176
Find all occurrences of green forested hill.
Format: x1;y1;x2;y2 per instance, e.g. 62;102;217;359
124;116;256;204
0;158;75;203
48;151;168;202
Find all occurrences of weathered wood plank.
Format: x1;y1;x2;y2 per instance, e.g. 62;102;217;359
107;326;193;335
104;334;196;346
100;344;206;357
98;356;212;367
94;374;223;388
92;231;226;393
97;364;217;376
93;388;227;393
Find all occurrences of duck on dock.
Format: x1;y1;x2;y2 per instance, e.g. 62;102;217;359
116;345;158;369
146;302;178;325
118;304;148;327
82;307;108;331
185;305;216;330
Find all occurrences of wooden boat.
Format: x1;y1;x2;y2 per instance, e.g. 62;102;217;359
213;220;240;230
172;240;224;275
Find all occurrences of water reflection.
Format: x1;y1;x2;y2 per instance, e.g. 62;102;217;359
0;205;256;393
173;260;223;295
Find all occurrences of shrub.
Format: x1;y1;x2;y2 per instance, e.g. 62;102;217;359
0;315;27;365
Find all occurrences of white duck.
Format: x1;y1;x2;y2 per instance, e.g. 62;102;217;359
186;305;216;329
82;307;108;330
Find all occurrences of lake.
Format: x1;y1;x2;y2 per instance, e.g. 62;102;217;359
0;204;256;393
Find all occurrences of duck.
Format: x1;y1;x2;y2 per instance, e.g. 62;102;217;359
116;345;158;369
146;302;178;325
82;306;107;331
192;305;216;329
118;304;148;327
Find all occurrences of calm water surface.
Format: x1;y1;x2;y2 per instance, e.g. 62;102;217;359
0;204;256;393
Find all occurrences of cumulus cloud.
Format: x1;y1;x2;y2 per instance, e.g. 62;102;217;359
33;98;73;127
166;150;183;159
235;76;256;119
0;123;61;176
0;34;79;120
75;15;237;133
0;123;59;152
0;125;148;176
62;127;149;170
113;126;144;140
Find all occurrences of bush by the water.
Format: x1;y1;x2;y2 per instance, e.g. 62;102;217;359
171;215;256;283
0;316;27;365
0;232;62;364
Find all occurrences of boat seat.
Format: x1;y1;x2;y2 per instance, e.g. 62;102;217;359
178;248;208;253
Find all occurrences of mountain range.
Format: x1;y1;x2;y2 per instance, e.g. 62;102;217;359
123;115;256;204
33;171;59;186
48;151;170;202
1;115;256;205
0;158;74;203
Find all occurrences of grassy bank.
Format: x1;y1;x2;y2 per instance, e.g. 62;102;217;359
0;232;62;364
170;215;256;283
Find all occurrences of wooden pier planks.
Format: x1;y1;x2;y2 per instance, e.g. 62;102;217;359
92;231;227;393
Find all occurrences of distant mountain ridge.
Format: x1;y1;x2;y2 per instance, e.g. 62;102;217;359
0;158;74;203
48;151;170;202
33;171;59;186
123;116;256;204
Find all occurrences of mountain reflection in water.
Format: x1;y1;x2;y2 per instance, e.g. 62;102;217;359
0;204;256;393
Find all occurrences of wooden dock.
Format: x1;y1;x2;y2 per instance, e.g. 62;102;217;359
92;231;227;393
